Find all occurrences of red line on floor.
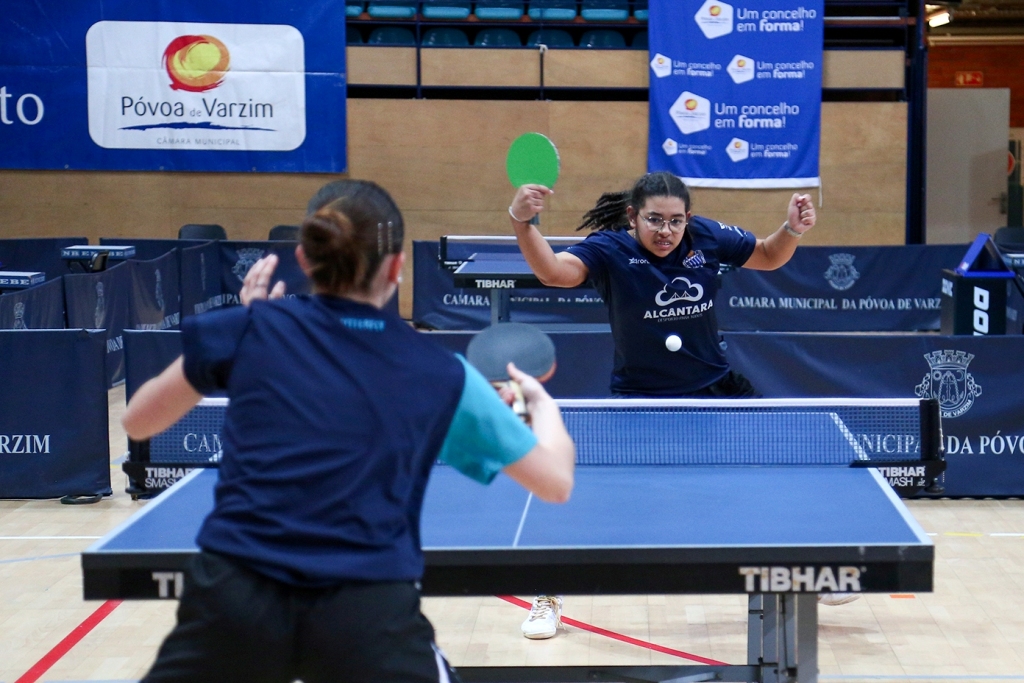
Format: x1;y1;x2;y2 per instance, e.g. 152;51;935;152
15;600;122;683
496;595;727;666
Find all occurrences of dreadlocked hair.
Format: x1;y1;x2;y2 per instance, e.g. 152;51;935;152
576;172;692;232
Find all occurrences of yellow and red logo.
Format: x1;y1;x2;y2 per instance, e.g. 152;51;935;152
734;141;742;148
685;99;698;111
709;5;722;16
737;59;746;67
163;35;230;92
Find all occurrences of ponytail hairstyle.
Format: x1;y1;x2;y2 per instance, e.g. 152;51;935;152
577;172;691;232
300;180;404;295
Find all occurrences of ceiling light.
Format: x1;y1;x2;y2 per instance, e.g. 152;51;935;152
928;9;951;26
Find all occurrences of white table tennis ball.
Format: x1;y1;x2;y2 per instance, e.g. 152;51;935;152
665;334;682;352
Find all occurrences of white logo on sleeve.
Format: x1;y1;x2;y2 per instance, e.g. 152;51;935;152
656;277;704;306
86;21;306;151
669;91;711;135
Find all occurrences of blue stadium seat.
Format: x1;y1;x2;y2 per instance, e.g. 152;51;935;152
526;28;574;48
474;0;525;20
631;30;647;49
474;28;523;47
633;0;648;21
581;0;629;22
347;27;364;44
366;26;417;45
423;27;471;46
367;1;418;18
527;0;577;21
422;0;472;19
580;29;626;48
346;1;366;17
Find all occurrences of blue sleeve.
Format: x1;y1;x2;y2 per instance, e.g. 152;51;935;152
180;305;252;394
707;219;757;266
566;232;611;284
437;356;539;484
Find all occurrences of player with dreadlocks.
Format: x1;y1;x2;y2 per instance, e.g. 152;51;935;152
507;172;830;640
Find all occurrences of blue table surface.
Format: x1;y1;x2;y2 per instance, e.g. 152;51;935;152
455;258;535;276
92;465;926;554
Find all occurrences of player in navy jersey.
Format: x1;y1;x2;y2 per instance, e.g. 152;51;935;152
509;171;815;399
508;171;817;637
123;180;575;682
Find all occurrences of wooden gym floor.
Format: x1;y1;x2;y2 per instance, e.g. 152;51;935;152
2;385;1024;682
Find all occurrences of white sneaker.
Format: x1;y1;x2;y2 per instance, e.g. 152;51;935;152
818;593;860;606
521;596;563;639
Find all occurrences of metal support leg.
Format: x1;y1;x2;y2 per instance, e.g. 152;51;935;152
792;594;818;683
748;594;763;667
490;289;511;324
762;594;782;683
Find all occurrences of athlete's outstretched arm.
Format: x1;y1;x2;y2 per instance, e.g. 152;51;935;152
123;357;202;441
743;193;816;271
509;185;590;288
501;363;575;503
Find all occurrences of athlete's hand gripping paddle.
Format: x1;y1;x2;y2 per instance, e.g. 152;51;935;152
506;133;560;226
466;322;556;423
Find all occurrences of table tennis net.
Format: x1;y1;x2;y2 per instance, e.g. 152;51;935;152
558;399;931;466
142;398;934;467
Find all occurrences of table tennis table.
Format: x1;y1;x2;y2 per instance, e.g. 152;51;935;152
88;398;937;683
443;236;582;323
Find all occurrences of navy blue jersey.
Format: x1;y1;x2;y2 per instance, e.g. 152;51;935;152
566;216;756;395
180;295;535;587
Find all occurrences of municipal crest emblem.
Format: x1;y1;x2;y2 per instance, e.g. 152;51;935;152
13;302;27;330
155;270;165;311
824;253;860;291
232;248;265;283
914;350;982;418
94;281;106;329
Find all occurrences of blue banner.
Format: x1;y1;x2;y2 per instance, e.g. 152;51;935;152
180;241;224;317
724;333;1024;497
124;329;185;401
0;278;66;330
128;251;181;330
0;1;346;172
0;330;110;498
648;0;823;188
718;244;968;331
218;241;310;304
64;262;132;386
412;241;608;330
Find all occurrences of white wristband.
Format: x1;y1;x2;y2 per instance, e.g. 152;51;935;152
509;206;532;224
782;221;804;238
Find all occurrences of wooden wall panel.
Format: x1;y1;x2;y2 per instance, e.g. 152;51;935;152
348;47;904;90
348;46;417;85
421;49;539;87
822;50;905;90
543;51;649;88
0;100;907;317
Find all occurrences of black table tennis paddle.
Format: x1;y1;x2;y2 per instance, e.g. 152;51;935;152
466;323;556;422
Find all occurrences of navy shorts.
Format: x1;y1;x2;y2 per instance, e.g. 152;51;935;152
143;551;460;683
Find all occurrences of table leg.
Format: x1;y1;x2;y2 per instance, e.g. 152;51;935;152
490;289;511;324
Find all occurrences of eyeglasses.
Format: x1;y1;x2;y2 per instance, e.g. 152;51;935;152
639;214;687;234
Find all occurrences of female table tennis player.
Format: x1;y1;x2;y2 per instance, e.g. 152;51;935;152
507;171;828;638
123;179;575;683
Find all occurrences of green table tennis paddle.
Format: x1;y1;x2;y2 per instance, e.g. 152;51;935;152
506;133;559;226
506;132;560;189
